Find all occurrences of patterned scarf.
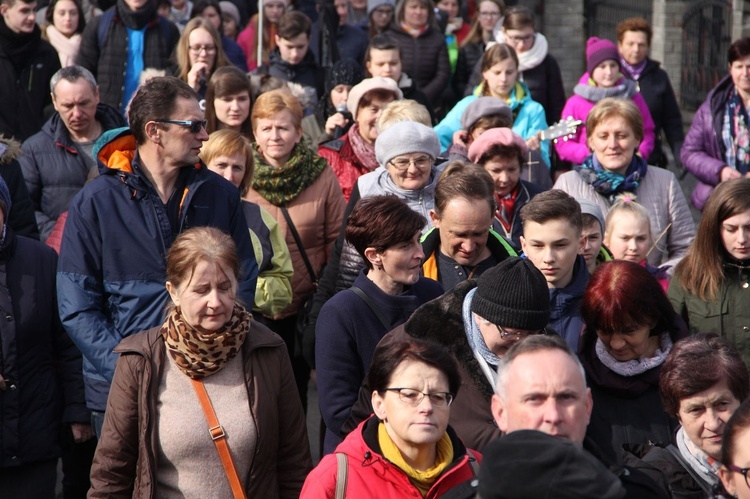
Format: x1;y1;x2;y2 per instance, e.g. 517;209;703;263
620;57;647;81
251;142;328;206
676;426;722;488
573;76;638;103
378;422;453;496
575;154;648;202
347;123;379;172
722;87;750;174
162;303;251;379
495;185;519;232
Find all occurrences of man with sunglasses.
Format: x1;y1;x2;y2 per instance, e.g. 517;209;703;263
343;256;553;452
58;76;258;438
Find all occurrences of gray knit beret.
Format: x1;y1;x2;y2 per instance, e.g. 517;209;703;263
471;257;550;330
375;121;441;167
460;96;513;130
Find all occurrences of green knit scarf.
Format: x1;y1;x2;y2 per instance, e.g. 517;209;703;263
251;142;328;206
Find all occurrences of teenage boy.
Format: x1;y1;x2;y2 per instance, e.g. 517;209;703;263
264;11;323;110
520;189;589;352
578;198;612;276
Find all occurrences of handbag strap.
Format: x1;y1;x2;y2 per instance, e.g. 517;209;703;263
350;285;392;331
280;205;317;283
665;444;713;494
190;378;248;499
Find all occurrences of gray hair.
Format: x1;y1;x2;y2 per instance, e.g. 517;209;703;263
494;334;587;401
50;65;98;95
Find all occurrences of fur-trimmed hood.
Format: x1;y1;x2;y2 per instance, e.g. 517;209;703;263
0;136;22;165
401;279;494;401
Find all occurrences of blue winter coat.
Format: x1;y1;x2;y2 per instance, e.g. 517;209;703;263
57;127;258;411
548;256;589;352
434;82;550;166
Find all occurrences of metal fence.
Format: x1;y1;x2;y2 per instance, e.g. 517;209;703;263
680;0;732;111
585;0;653;41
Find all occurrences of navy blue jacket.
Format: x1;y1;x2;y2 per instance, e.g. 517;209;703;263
0;229;88;467
57;127;257;411
549;256;589;352
315;269;443;454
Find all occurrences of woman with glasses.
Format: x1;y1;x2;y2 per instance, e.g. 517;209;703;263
315;196;444;454
302;337;481;498
719;398;750;499
338;257;551;453
494;6;565;125
455;0;503;96
175;17;231;99
579;260;689;464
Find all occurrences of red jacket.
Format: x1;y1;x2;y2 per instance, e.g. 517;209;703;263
301;416;481;498
318;132;376;202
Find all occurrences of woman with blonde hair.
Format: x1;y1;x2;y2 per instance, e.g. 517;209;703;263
246;89;346;410
175;17;230;98
89;226;311;498
200;129;294;317
669;178;750;367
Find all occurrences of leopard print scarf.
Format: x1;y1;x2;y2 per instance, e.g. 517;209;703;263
162;304;251;379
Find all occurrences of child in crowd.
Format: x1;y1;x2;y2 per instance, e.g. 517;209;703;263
578;198;611;275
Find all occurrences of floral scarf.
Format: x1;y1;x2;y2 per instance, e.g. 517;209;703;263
347;123;379;172
722;87;750;174
575;154;648;202
252;142;328;206
162;303;251;379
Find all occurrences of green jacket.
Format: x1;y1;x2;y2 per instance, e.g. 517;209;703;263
668;266;750;367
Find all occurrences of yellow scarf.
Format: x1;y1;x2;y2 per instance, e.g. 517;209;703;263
377;422;454;496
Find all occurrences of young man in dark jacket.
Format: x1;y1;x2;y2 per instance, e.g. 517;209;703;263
19;66;127;242
57;77;258;437
0;0;61;141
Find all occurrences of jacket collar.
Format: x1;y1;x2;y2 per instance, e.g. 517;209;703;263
46;103;127;152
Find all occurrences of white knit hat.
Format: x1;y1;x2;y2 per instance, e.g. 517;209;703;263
347;77;403;119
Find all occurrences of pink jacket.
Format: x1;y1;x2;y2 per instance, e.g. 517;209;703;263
555;74;656;165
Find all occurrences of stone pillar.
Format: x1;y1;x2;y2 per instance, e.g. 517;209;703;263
543;0;585;96
651;0;687;103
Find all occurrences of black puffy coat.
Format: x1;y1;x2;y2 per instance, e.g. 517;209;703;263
0;23;61;142
19;104;126;241
625;59;685;168
388;23;450;108
0;228;88;468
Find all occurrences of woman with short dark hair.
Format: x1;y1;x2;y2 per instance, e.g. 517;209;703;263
625;334;749;497
580;260;689;463
302;337;480;498
315;196;444;453
682;36;750;211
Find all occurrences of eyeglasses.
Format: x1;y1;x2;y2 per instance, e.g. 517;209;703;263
727;464;750;489
385;388;454;407
506;33;535;44
495;324;546;342
478;11;500;18
153;119;207;134
388;155;433;171
189;44;217;54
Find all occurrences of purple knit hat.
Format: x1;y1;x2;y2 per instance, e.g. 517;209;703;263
586;37;620;76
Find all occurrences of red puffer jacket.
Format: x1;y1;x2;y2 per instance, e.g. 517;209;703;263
318;132;377;202
301;416;481;498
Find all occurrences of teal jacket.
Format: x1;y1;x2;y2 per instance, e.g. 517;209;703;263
434;81;550;166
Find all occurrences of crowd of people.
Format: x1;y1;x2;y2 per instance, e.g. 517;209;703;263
3;0;750;496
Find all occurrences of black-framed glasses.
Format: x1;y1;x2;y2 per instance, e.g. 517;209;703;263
478;11;500;18
727;464;750;489
153;119;207;134
388;155;433;171
385;388;454;407
495;324;546;342
506;33;535;44
188;44;217;54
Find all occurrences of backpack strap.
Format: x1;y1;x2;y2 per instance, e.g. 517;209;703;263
335;453;348;499
466;449;480;477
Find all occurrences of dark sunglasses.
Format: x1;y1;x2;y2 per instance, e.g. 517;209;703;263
153;119;207;134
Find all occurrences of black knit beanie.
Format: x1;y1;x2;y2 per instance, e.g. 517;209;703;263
471;257;550;331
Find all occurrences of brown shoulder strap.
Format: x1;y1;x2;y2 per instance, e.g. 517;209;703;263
190;378;248;499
